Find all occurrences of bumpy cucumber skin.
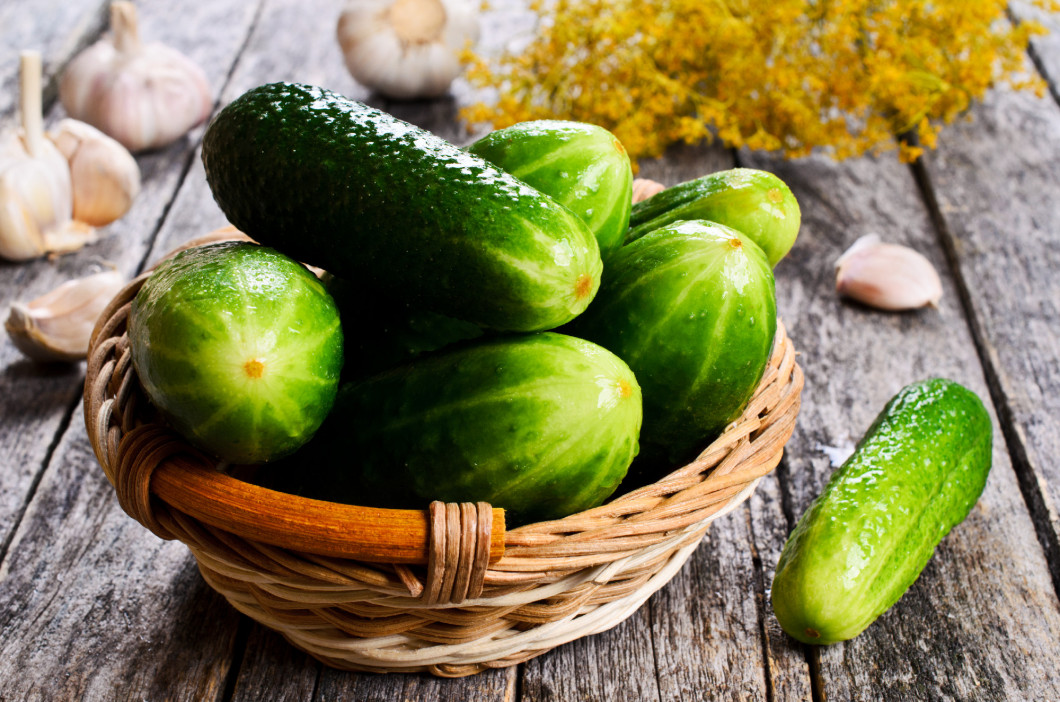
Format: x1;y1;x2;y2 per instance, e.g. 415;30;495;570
627;168;801;267
567;220;777;463
469;120;633;259
771;378;993;645
202;83;602;332
309;333;642;526
129;242;344;464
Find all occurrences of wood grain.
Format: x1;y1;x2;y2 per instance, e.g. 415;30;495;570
0;0;263;699
0;0;108;126
741;141;1060;699
919;21;1060;599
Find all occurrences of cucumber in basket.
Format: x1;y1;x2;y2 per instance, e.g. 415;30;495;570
627;168;801;267
771;378;992;645
298;332;642;526
128;241;344;465
566;219;777;465
468;120;633;259
202;82;602;333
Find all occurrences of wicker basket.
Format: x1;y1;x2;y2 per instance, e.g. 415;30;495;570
84;271;803;677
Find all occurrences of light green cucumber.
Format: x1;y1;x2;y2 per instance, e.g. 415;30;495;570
627;168;801;266
469;120;633;259
771;378;993;644
128;242;344;464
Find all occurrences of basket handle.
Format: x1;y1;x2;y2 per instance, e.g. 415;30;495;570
140;442;506;565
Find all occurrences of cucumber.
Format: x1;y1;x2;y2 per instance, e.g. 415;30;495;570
771;378;993;645
128;242;344;464
202;82;602;332
627;168;801;266
468;120;633;259
323;273;483;379
566;219;777;463
303;333;642;526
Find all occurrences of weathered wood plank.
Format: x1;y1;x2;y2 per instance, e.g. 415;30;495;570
922;11;1060;599
0;0;108;125
741;139;1060;699
0;0;261;551
0;0;263;699
0;405;243;701
1012;1;1060;101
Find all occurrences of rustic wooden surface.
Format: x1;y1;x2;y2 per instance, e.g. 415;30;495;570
3;0;1060;699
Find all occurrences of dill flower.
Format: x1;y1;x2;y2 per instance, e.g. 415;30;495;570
461;0;1058;164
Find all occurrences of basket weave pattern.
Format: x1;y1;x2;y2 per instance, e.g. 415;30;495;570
85;273;803;677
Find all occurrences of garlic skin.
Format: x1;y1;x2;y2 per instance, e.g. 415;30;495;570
1;51;95;262
632;178;666;203
337;0;480;100
835;234;943;311
59;1;212;153
47;119;141;226
5;268;126;362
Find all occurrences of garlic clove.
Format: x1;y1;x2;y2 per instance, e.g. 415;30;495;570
632;178;666;203
59;2;212;153
337;0;480;100
0;51;88;262
47;119;141;226
835;234;943;311
5;268;126;362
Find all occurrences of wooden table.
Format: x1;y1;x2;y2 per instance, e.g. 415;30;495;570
3;1;1060;699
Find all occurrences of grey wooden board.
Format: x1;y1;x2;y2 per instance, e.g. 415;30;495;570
0;0;108;125
741;142;1060;699
0;404;242;701
0;0;261;550
922;23;1060;596
0;0;263;699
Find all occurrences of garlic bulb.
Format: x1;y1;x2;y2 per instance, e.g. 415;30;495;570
0;51;95;262
48;119;141;226
5;268;126;362
835;234;943;311
59;1;212;152
337;0;480;100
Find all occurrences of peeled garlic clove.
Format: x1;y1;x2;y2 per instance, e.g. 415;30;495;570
5;268;126;362
0;52;90;262
337;0;480;100
835;234;943;310
47;119;141;226
632;178;666;203
59;2;212;152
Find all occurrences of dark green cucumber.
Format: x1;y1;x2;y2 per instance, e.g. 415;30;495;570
567;219;776;463
202;82;602;332
771;378;993;645
627;168;801;266
305;333;642;525
469;120;633;259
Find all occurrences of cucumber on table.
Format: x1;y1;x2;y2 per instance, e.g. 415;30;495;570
302;333;642;526
627;168;801;266
771;378;993;645
469;120;633;259
202;82;602;332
